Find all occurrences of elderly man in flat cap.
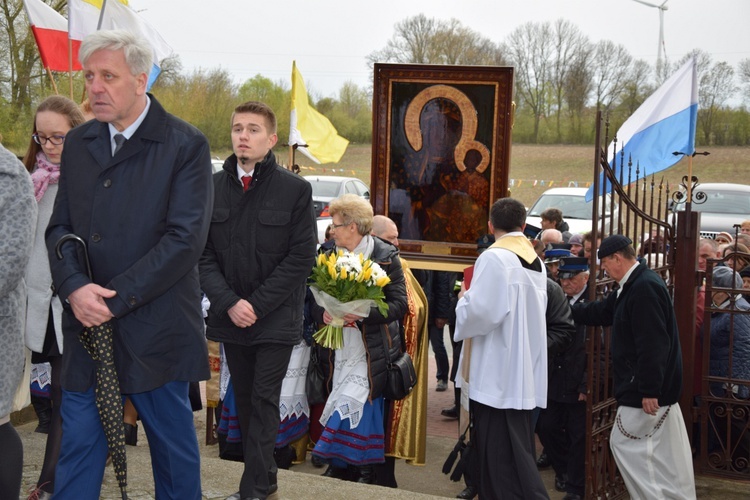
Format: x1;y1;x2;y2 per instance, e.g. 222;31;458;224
570;235;695;499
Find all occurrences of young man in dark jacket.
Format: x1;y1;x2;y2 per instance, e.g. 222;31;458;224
199;101;317;500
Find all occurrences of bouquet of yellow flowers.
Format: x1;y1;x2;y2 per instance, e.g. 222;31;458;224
309;250;391;349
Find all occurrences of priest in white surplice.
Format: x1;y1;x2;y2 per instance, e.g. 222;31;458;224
454;198;550;499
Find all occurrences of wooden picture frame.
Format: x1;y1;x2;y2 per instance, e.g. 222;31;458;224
371;64;514;268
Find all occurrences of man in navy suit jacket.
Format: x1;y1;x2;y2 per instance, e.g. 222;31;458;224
46;30;213;499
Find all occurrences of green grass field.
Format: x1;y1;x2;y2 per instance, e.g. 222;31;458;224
265;143;750;208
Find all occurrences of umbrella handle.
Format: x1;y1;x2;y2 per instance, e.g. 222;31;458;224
55;234;93;281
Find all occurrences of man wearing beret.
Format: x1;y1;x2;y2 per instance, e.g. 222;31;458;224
570;235;695;499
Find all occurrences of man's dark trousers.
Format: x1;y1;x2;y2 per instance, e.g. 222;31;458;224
224;342;293;499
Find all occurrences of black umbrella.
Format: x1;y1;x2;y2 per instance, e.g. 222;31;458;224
55;234;127;500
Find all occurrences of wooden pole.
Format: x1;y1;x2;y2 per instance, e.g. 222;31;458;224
46;68;59;96
68;38;74;98
288;144;294;170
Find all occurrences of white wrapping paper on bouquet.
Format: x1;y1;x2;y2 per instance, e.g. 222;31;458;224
309;287;375;349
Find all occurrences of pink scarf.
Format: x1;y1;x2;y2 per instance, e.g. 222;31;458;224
31;151;60;202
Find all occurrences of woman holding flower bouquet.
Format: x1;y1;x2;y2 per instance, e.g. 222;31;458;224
310;194;407;484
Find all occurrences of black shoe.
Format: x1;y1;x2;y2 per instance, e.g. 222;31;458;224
555;474;568;493
562;494;583;500
356;465;376;484
311;454;326;468
456;485;478;499
322;465;348;479
535;451;550;468
441;405;459;419
31;396;51;434
268;471;277;494
124;422;138;446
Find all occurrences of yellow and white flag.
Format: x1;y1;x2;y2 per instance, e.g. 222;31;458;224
67;0;127;41
289;61;348;164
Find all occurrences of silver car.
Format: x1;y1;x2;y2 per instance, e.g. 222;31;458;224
673;183;750;239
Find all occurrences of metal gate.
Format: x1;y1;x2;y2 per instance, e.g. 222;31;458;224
583;113;677;498
697;248;750;479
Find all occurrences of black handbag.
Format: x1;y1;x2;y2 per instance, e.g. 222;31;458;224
306;346;328;405
381;326;417;400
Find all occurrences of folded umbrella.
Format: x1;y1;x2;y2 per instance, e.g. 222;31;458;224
55;234;127;500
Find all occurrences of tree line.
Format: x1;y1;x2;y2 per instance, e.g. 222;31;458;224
2;4;749;154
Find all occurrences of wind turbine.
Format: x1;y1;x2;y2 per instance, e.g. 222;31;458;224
632;0;669;74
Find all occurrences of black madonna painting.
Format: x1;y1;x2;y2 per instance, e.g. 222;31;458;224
371;64;514;264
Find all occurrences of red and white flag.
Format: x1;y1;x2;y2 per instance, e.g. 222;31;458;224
23;0;81;71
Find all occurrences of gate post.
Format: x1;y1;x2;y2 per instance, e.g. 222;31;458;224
673;210;700;436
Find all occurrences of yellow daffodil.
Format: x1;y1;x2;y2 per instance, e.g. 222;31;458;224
376;276;390;288
339;267;347;280
317;253;326;266
327;263;337;279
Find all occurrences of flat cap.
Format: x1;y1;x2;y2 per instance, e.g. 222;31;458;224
598;235;632;259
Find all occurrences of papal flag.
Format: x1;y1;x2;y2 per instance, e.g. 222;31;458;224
67;0;127;41
289;61;349;164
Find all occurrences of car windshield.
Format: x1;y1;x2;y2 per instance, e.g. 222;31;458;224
528;194;606;220
677;190;750;214
309;180;340;198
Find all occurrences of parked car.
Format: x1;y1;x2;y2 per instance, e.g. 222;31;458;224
304;175;370;217
211;157;224;173
525;187;616;237
672;183;750;239
304;175;370;243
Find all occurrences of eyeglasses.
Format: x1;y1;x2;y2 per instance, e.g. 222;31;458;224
33;134;66;146
330;222;350;229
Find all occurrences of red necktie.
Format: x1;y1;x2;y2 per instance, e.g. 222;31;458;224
242;175;252;192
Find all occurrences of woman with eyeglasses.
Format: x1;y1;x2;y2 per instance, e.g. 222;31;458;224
22;95;85;500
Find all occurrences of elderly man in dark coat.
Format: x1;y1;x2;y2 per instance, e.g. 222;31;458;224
570;235;695;499
46;31;212;499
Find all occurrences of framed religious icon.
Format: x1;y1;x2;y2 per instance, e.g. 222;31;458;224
371;63;514;268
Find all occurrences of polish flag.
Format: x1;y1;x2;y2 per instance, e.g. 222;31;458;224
23;0;81;71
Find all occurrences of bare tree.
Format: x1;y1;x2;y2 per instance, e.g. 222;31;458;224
368;14;506;67
0;0;52;117
737;58;750;103
619;59;653;116
698;61;737;144
506;21;553;143
367;14;438;65
676;50;738;143
590;40;633;114
563;48;593;142
548;18;590;141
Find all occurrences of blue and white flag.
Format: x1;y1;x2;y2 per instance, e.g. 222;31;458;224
587;56;698;201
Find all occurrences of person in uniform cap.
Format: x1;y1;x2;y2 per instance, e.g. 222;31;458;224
570;234;695;499
544;243;572;281
539;256;590;500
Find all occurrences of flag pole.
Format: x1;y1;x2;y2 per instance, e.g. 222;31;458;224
46;67;59;95
67;38;74;98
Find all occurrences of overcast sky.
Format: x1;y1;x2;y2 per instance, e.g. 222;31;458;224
129;0;749;99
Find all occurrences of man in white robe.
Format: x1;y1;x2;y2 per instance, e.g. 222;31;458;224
454;198;550;499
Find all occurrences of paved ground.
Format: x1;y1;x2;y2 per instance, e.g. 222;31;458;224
16;328;750;499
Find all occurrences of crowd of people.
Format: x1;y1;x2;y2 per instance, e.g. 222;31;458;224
2;27;750;500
